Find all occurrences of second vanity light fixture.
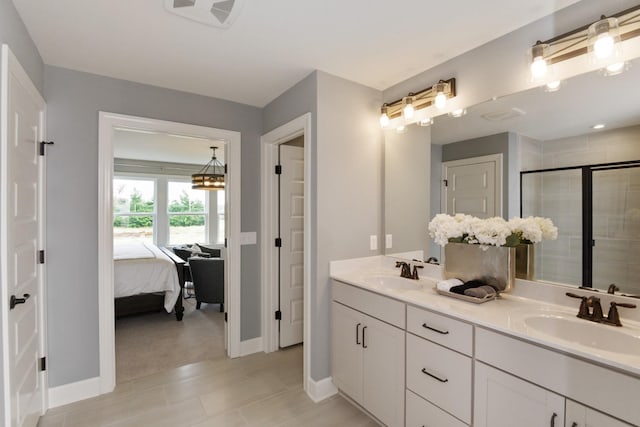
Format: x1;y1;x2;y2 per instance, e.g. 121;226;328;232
379;78;456;131
529;5;640;86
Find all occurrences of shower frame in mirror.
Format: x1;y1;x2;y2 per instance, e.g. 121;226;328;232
520;159;640;291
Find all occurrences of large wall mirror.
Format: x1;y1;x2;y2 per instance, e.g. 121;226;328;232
384;57;640;295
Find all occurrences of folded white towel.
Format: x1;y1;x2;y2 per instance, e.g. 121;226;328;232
436;278;463;292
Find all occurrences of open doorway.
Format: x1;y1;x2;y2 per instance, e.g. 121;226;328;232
98;112;241;395
261;113;318;399
111;129;227;382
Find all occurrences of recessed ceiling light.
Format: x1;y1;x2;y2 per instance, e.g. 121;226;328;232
592;124;606;130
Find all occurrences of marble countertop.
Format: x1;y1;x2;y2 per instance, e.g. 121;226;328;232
330;256;640;378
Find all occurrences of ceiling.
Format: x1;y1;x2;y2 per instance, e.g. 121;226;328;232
13;0;580;107
431;56;640;144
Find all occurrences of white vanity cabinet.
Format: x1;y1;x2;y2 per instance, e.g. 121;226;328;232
474;362;564;427
331;281;406;427
565;400;634;427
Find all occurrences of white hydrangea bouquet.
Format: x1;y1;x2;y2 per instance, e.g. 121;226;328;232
428;214;558;247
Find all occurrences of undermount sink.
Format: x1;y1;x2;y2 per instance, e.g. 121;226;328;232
524;314;640;356
362;274;423;291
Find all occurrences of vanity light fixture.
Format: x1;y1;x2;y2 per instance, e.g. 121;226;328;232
378;78;456;129
528;5;640;83
192;146;225;190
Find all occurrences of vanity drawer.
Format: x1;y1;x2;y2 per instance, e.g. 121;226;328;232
406;389;468;427
332;280;405;328
407;305;473;355
406;333;472;424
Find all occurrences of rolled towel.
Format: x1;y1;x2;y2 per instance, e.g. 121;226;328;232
464;285;497;299
450;279;486;295
436;278;463;292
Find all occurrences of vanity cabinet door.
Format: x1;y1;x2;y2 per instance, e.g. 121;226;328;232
474;362;564;427
332;300;405;427
332;301;364;404
565;400;633;427
362;313;405;427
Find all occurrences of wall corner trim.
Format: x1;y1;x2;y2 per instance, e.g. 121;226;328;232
239;337;263;356
306;377;338;403
48;377;101;409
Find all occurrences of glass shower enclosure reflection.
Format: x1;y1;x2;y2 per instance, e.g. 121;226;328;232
521;161;640;295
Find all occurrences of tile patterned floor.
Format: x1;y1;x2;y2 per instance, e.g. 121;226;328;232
38;342;378;426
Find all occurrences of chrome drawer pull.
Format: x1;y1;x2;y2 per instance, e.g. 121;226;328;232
422;323;449;335
421;368;448;383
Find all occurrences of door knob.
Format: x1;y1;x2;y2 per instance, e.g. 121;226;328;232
10;294;30;310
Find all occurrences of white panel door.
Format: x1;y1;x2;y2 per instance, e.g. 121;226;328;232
443;155;501;218
475;362;564;427
1;45;46;427
278;145;304;348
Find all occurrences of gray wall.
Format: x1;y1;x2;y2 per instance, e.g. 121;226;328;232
0;0;44;420
315;72;383;379
44;65;262;387
263;71;383;381
441;133;511;219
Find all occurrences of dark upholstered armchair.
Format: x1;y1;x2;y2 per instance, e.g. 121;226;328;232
188;257;224;311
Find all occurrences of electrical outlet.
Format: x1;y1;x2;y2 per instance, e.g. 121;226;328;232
369;235;378;251
385;234;392;249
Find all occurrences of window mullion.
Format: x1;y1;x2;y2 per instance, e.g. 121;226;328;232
156;177;168;246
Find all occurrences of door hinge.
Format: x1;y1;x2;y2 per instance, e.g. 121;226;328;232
224;164;228;174
275;310;282;320
224;238;228;248
275;237;282;248
275;164;282;175
39;141;54;156
443;179;448;187
224;312;228;323
38;250;45;264
39;357;46;372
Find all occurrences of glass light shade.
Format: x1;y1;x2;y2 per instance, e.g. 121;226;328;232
545;80;561;92
403;97;415;120
449;108;467;118
588;17;621;65
379;111;390;128
603;61;626;76
418;117;433;127
529;42;549;82
434;92;447;109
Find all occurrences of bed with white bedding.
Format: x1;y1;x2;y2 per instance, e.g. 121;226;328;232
113;242;184;320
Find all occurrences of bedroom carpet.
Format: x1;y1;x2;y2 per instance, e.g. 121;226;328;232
115;298;225;383
37;345;378;427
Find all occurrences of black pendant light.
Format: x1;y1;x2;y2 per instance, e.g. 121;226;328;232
192;146;225;190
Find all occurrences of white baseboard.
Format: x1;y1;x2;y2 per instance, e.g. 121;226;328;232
239;336;263;356
48;377;101;408
307;376;338;403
